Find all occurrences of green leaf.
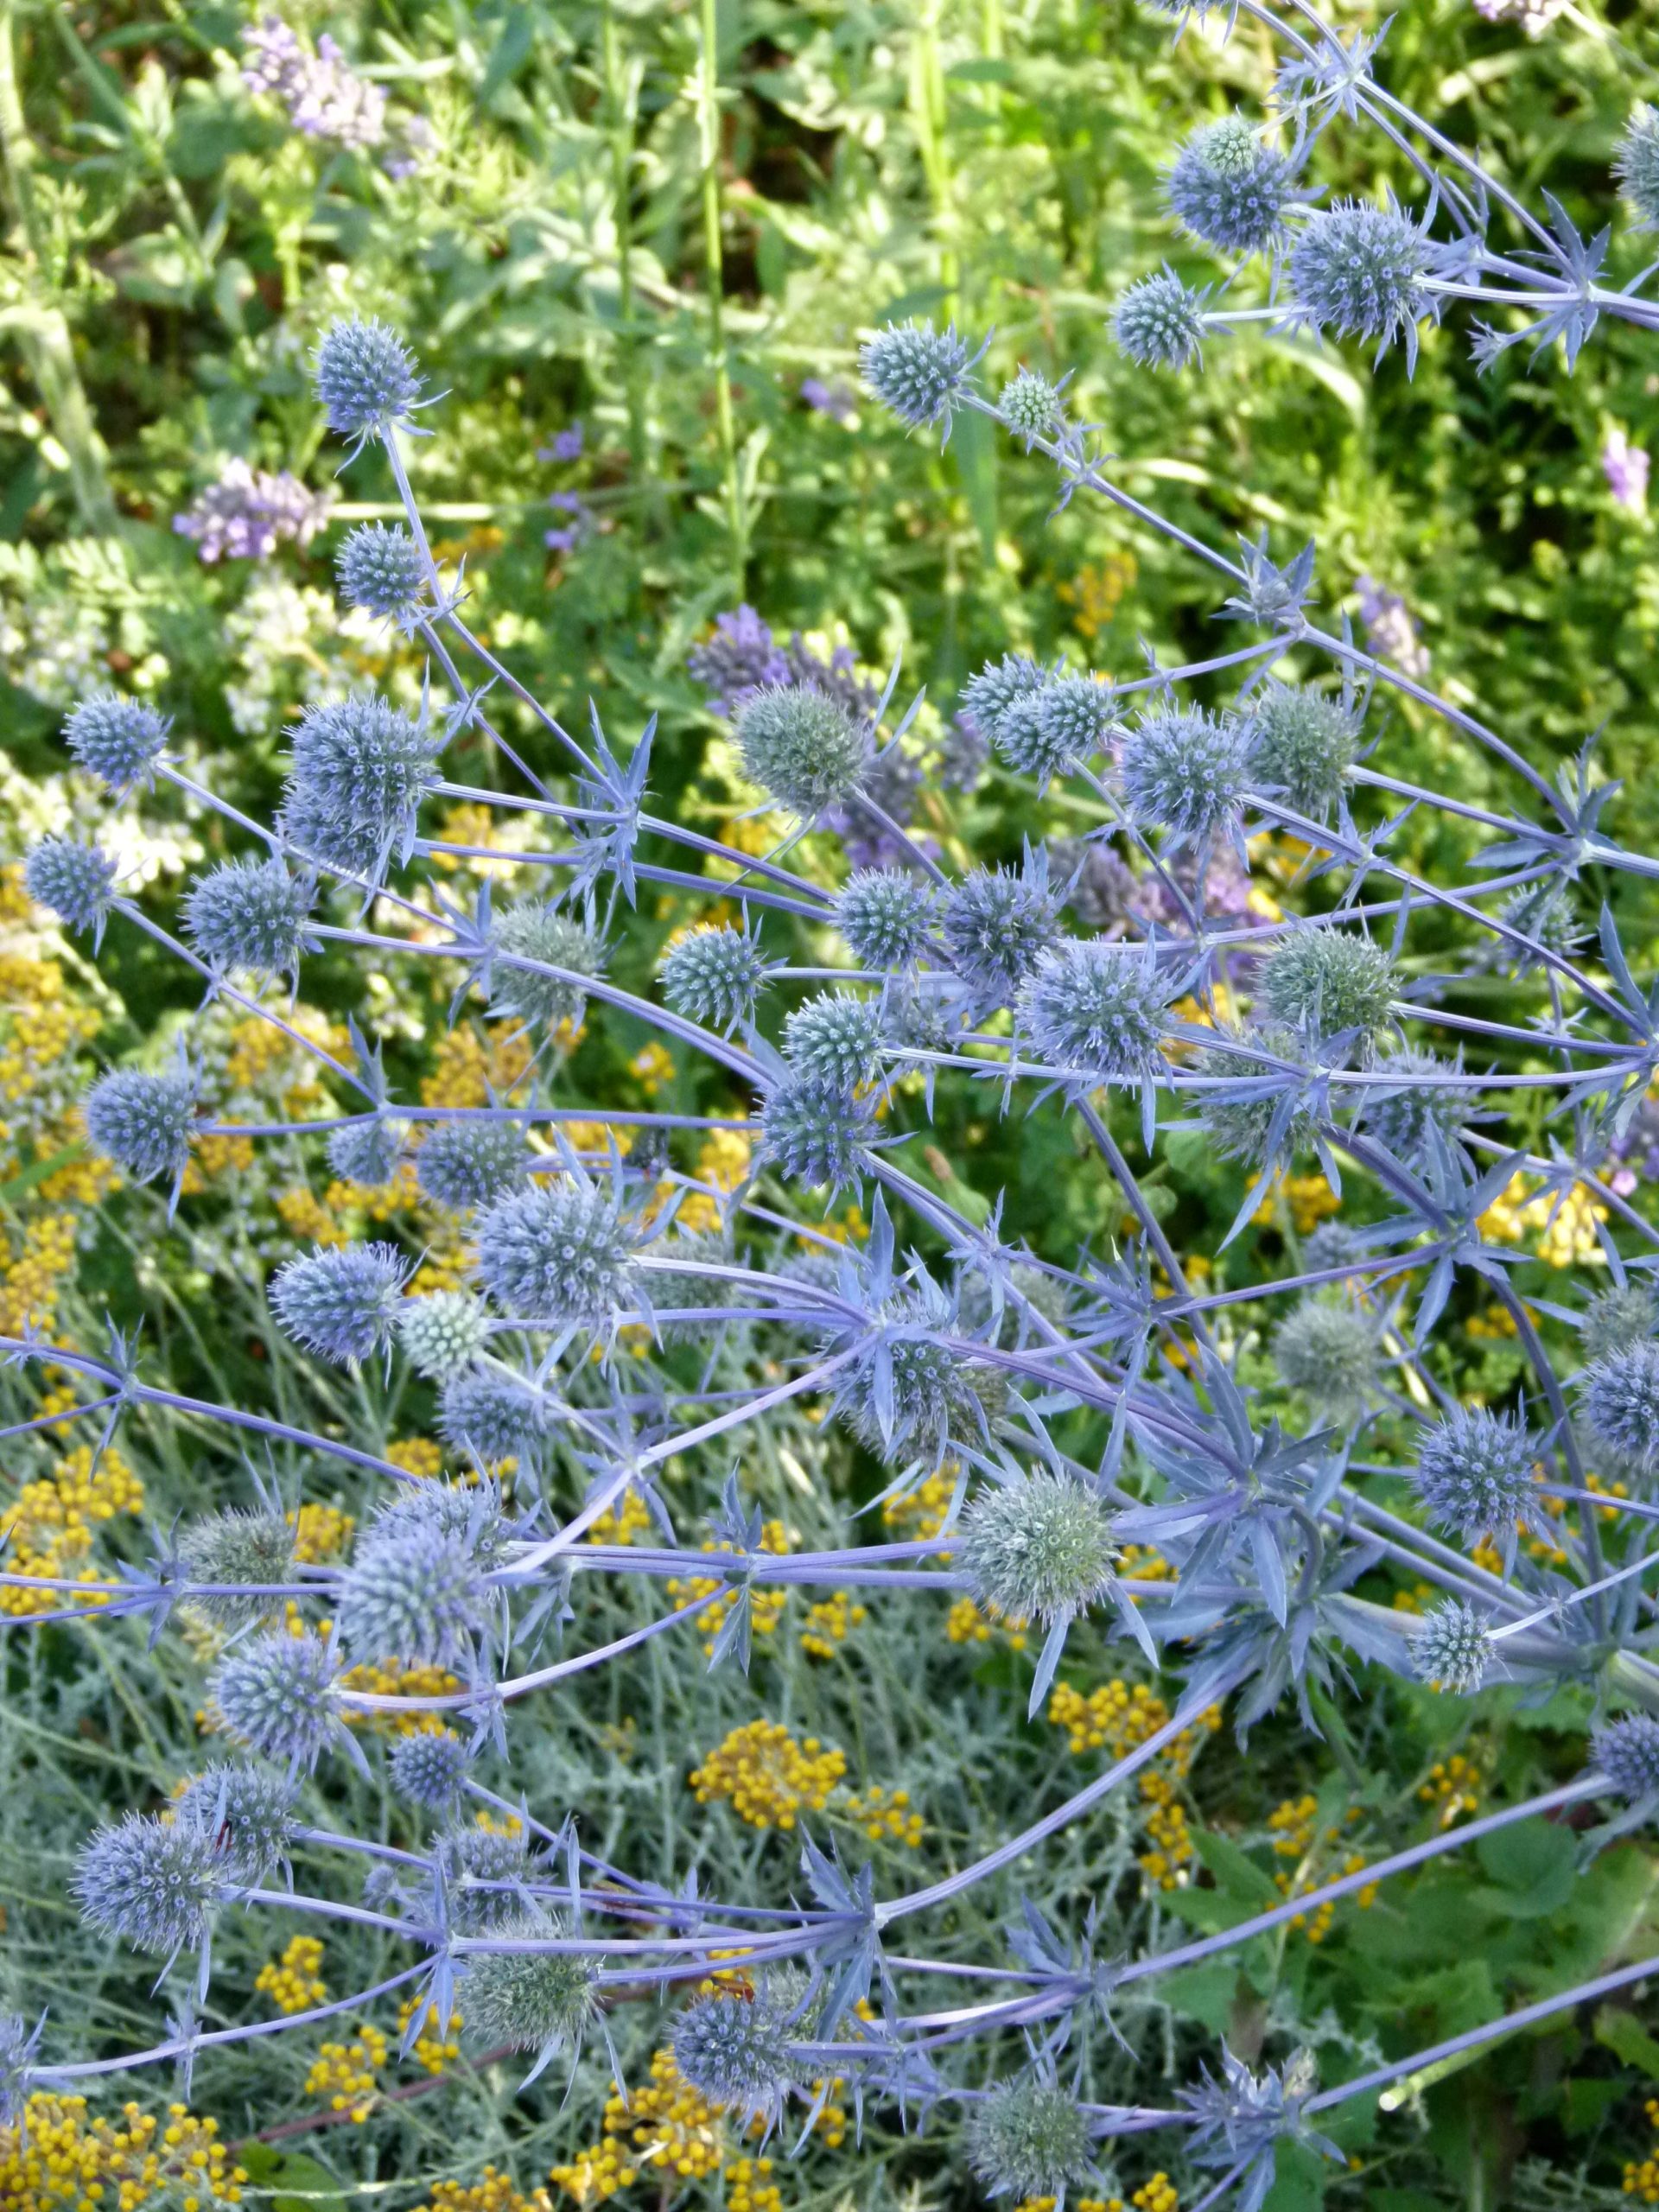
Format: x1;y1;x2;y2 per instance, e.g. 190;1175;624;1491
949;404;997;563
1595;2003;1659;2081
235;2142;346;2212
1471;1816;1575;1916
1191;1827;1283;1910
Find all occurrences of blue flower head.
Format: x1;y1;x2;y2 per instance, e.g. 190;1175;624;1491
183;857;315;982
269;1241;410;1366
416;1119;531;1211
63;690;169;794
337;522;427;626
25;837;118;944
966;2074;1093;2202
836;868;935;971
73;1813;222;1957
314;317;424;448
860;321;976;436
389;1726;469;1810
1167;117;1293;256
662;921;773;1033
474;1179;637;1326
338;1521;488;1669
1112;270;1208;369
210;1628;345;1773
85;1065;196;1187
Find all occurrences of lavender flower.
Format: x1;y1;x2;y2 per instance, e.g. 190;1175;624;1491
243;16;387;150
1602;427;1650;512
173;461;333;563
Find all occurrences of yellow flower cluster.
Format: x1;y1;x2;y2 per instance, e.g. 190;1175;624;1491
0;1211;82;1338
587;1488;652;1546
1477;1173;1609;1268
414;2170;542;2212
1267;1798;1377;1942
546;2138;638;2209
0;981;100;1107
289;1501;355;1561
0;2095;246;2212
945;1595;1027;1650
726;2157;781;2212
1420;1753;1483;1827
397;1993;463;2075
601;2045;723;2183
665;1519;790;1657
1014;2178;1178;2212
1624;2101;1659;2202
690;1719;847;1831
1249;1172;1341;1236
881;1465;957;1541
387;1437;445;1480
181;1127;256;1192
430;802;524;882
256;1934;327;2014
649;1128;751;1237
1056;548;1138;640
340;1657;462;1733
1048;1681;1223;1890
423;1027;534;1110
630;1041;675;1095
304;2023;387;2120
800;1589;867;1656
276;1186;346;1248
1;1443;143;1618
842;1784;925;1848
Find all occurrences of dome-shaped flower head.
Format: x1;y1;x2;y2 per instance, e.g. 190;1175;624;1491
961;653;1047;746
662;921;772;1033
270;1241;410;1366
25;836;118;944
1410;1406;1538;1555
734;683;872;819
1167;115;1294;256
759;1074;874;1191
998;366;1061;446
1120;704;1250;848
281;693;442;878
336;522;426;626
941;852;1062;1013
1192;1027;1319;1167
490;901;606;1031
1413;1599;1493;1695
959;1471;1117;1628
1582;1282;1657;1366
474;1182;636;1325
1017;938;1170;1088
1112;270;1208;369
338;1522;488;1669
671;1986;798;2127
967;2075;1093;2202
462;1911;597;2067
416;1118;531;1212
784;991;885;1092
824;1286;988;1465
1357;1046;1465;1166
175;1763;298;1884
74;1813;222;1957
1617;106;1659;230
389;1725;469;1810
1303;1219;1364;1274
1497;879;1585;974
183;856;315;982
1247;682;1362;820
1593;1713;1659;1802
1271;1297;1379;1424
434;1819;534;1932
1580;1342;1659;1472
1288;200;1430;358
85;1065;195;1186
860;320;975;435
1261;925;1396;1052
438;1363;552;1469
327;1116;406;1188
374;1476;512;1567
210;1628;344;1772
836;868;934;972
399;1288;492;1379
179;1507;296;1630
999;674;1116;789
63;690;169;794
314;316;424;448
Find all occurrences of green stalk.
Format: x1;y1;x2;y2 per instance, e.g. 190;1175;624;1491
696;0;745;594
601;0;648;493
0;0;116;531
908;0;958;319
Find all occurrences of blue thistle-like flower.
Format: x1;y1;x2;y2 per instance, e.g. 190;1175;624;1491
1016;938;1169;1086
85;1065;195;1185
1582;1283;1658;1365
490;901;606;1030
1580;1343;1659;1471
1112;270;1207;369
399;1289;492;1379
961;654;1047;743
941;855;1062;1012
671;1986;799;2126
416;1119;531;1211
462;1911;597;2061
784;992;885;1091
1;2013;43;2127
269;1241;410;1365
336;522;426;626
1261;926;1396;1050
1410;1407;1538;1548
474;1182;636;1325
210;1628;343;1771
26;836;119;945
63;690;169;793
388;1726;469;1810
1271;1297;1379;1423
175;1763;299;1883
662;922;773;1033
1247;682;1362;820
338;1522;487;1668
860;320;974;433
1288;200;1430;353
1120;704;1250;847
327;1116;406;1187
1357;1046;1465;1164
1617;106;1659;230
73;1813;222;1957
966;2075;1093;2201
314;316;424;446
179;1507;295;1630
734;683;872;818
1192;1027;1318;1166
374;1478;512;1567
825;1287;989;1465
959;1471;1117;1629
760;1074;874;1191
1303;1219;1365;1274
1413;1600;1493;1695
182;856;314;981
435;1820;534;1932
998;366;1061;445
1497;878;1585;973
439;1363;552;1468
281;694;442;877
1593;1713;1659;1801
836;868;935;971
1167;116;1293;257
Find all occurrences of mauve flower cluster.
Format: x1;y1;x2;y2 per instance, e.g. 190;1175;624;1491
173;461;334;564
242;16;386;151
